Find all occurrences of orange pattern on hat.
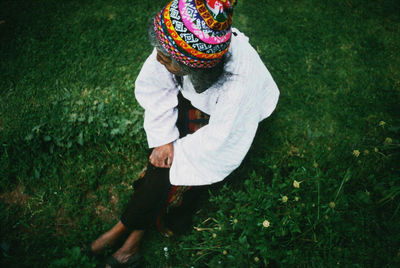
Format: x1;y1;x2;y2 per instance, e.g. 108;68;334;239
163;2;229;60
195;0;232;31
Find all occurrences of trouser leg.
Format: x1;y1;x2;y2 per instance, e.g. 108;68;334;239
120;165;171;230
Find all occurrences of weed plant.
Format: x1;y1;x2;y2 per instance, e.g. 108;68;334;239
0;0;399;267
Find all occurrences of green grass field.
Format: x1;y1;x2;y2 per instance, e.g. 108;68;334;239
1;0;399;267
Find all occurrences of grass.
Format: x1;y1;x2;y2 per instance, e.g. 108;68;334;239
1;0;399;267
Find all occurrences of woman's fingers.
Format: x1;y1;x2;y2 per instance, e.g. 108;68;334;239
149;143;174;168
149;153;167;168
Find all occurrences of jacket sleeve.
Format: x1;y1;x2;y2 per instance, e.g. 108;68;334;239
169;75;279;186
134;49;180;148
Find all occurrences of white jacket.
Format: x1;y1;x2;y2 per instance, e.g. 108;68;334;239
135;29;280;186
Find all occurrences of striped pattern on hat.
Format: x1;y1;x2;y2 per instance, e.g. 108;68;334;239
154;0;236;68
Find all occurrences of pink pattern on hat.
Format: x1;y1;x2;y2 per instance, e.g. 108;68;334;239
179;0;231;45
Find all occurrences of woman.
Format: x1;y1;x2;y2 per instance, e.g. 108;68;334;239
88;0;279;266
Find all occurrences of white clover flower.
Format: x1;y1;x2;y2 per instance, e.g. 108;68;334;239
329;202;335;209
282;196;288;203
263;220;270;228
293;180;301;188
385;137;392;144
353;150;360;157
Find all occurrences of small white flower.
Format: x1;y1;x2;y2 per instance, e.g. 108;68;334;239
263;220;270;228
293;180;301;188
385;137;392;144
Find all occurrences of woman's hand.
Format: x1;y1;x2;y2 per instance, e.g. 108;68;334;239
149;142;174;168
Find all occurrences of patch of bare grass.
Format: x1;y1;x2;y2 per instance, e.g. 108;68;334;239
0;184;30;206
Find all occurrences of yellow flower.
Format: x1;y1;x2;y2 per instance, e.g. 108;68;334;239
233;219;238;224
282;196;288;203
212;233;217;238
353;150;360;157
223;250;228;255
379;121;385;126
385;137;392;144
263;220;270;228
294;196;299;202
374;147;379;152
254;257;260;262
313;162;318;168
293;180;300;188
329;202;335;209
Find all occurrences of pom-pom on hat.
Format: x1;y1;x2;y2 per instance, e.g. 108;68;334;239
154;0;237;68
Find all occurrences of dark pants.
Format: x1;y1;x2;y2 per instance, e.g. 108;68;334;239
120;93;208;233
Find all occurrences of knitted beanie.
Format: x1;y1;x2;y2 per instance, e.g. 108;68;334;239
154;0;237;68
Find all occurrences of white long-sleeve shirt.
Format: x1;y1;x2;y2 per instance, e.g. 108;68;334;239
135;29;279;186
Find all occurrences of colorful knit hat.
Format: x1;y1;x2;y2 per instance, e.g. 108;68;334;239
154;0;237;68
